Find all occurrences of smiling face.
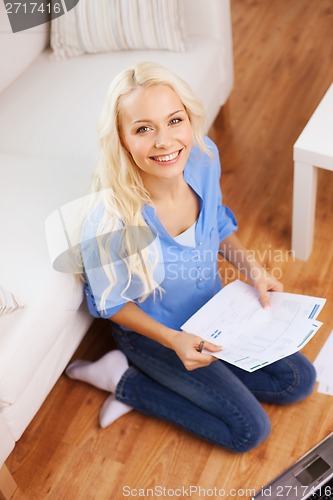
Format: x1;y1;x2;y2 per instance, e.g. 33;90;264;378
119;84;193;186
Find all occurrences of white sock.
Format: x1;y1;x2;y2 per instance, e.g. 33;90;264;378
65;350;129;393
99;394;133;428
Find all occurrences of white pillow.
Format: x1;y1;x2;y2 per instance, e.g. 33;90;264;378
0;286;24;316
51;0;188;59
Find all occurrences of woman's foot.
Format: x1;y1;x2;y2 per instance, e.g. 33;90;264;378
65;349;129;393
99;394;133;428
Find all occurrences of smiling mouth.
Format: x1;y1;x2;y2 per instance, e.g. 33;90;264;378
150;149;182;162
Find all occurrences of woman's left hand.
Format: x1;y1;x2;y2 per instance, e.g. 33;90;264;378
248;265;283;309
219;234;284;309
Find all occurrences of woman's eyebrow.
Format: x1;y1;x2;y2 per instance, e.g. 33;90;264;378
132;109;185;125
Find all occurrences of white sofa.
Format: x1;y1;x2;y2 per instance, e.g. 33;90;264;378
0;0;233;491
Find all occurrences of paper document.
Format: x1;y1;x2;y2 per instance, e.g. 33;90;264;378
314;330;333;396
181;280;326;372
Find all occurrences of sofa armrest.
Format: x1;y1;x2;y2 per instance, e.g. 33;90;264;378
184;0;231;40
0;415;15;470
183;0;234;93
0;2;49;93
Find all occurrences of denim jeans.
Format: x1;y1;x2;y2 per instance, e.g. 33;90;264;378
111;325;316;453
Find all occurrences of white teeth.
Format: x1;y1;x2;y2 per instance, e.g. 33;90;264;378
153;151;179;162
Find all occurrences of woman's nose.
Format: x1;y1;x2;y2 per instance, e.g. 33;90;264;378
154;130;172;148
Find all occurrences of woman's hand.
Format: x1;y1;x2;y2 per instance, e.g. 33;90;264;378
248;265;283;309
219;234;284;309
170;331;223;371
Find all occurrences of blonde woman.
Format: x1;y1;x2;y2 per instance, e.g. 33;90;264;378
66;62;316;452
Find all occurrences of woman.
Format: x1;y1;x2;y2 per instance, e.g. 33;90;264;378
67;62;316;452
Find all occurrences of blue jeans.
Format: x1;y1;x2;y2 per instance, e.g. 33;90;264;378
111;325;316;453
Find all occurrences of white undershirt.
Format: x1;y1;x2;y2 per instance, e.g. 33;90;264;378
173;220;197;248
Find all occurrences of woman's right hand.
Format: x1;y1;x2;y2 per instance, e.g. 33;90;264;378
170;330;223;371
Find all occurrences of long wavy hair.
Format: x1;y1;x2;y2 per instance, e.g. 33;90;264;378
84;62;210;313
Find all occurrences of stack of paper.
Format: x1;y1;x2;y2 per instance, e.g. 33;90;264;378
314;330;333;395
181;280;326;372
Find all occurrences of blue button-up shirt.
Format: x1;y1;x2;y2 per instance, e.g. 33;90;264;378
83;136;237;330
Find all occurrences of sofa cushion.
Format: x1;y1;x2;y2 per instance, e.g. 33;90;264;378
0;153;93;413
0;153;93;302
51;0;187;58
0;35;225;164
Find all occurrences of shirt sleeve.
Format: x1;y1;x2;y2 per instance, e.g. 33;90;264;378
80;209;161;320
217;204;238;242
83;278;125;319
206;136;238;241
80;211;132;319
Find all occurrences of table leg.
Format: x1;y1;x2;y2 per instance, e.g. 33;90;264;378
291;161;318;260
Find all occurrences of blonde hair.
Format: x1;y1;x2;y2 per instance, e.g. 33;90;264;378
85;62;210;313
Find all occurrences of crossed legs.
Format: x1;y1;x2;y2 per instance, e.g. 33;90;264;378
66;326;316;452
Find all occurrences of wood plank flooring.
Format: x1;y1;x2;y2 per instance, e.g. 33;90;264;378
7;0;333;498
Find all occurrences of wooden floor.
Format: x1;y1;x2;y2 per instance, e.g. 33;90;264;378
7;1;333;498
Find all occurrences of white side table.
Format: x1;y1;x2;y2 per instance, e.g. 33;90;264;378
292;82;333;260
